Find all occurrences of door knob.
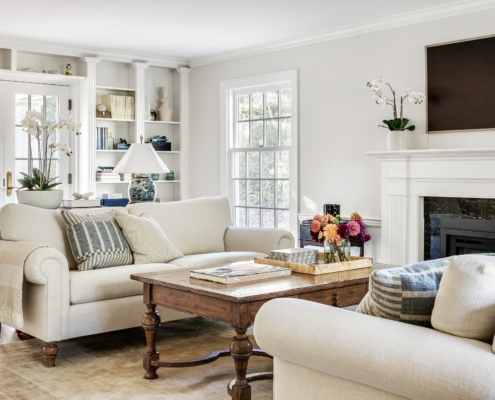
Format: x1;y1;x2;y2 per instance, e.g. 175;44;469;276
7;171;13;197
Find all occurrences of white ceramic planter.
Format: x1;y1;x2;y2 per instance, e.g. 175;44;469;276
387;130;408;151
16;189;63;209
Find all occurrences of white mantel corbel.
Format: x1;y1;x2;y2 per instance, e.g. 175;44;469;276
367;148;495;265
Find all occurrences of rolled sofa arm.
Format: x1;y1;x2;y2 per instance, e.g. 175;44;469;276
224;226;294;255
254;298;495;400
0;240;68;285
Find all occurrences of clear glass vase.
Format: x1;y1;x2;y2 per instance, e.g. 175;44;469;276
324;240;351;264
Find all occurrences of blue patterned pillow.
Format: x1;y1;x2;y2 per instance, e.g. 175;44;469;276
357;255;495;328
61;210;133;271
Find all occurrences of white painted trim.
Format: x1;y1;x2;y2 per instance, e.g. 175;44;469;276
297;214;382;228
177;67;191;200
0;36;187;69
189;0;495;67
366;147;495;160
220;70;299;235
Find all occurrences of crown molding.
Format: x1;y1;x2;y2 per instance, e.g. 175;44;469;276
188;0;495;68
0;36;188;69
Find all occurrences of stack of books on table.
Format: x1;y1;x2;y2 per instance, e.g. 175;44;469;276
61;199;101;209
270;248;319;265
102;193;123;199
190;263;291;284
96;171;121;183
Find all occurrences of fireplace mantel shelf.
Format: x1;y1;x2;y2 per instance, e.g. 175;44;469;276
366;148;495;160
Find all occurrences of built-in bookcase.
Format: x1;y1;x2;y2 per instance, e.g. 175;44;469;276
90;60;189;202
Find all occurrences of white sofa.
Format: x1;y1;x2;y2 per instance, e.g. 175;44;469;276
254;298;495;400
0;196;294;366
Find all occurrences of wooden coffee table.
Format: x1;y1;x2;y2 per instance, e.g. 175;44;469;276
131;262;386;400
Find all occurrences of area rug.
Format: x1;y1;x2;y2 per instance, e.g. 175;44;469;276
0;317;273;400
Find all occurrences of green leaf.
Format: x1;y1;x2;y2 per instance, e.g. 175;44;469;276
402;118;410;127
405;125;416;131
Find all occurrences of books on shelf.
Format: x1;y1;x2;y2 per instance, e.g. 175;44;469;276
190;263;291;284
101;95;135;120
102;193;123;199
62;199;101;208
96;172;121;182
96;127;108;150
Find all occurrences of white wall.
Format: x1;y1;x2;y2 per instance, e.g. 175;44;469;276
188;9;495;261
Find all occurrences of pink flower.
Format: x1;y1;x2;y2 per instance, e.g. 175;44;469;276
347;220;361;236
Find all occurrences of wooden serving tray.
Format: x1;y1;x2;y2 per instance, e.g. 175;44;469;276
254;253;373;275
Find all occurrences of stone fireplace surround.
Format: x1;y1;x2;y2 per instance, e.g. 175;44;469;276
367;148;495;266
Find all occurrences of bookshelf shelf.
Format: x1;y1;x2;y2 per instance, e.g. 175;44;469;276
96;180;180;184
145;120;180;125
96;118;135;122
96;86;135;92
96;150;180;154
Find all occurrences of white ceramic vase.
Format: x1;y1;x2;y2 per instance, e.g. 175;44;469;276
16;189;63;209
157;87;173;121
387;130;408;151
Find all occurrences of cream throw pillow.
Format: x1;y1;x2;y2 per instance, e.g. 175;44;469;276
113;209;183;264
431;255;495;342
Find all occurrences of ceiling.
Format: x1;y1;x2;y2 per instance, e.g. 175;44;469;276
0;0;480;63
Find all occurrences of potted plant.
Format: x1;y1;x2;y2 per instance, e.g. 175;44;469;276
367;76;425;151
17;110;81;209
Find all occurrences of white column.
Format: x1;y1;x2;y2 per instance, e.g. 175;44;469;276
79;57;101;196
132;62;149;143
177;67;190;200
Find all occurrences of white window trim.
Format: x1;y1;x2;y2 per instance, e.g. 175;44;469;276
220;70;298;236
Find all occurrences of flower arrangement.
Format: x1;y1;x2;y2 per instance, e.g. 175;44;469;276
18;110;81;191
310;212;371;263
367;76;425;132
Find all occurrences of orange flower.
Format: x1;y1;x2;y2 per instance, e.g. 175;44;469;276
335;235;343;246
311;220;321;233
323;214;335;224
323;224;338;243
314;214;323;222
351;212;363;221
318;231;323;240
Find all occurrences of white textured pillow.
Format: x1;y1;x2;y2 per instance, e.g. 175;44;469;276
113;209;183;264
431;255;495;342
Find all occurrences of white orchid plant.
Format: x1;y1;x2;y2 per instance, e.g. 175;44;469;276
367;76;426;131
19;110;81;191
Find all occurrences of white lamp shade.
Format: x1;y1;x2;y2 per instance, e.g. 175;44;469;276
113;143;170;174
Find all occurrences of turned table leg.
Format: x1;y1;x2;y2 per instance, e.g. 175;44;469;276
230;328;253;400
43;342;58;368
142;304;160;379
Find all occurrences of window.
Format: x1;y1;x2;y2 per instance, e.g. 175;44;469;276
220;70;298;235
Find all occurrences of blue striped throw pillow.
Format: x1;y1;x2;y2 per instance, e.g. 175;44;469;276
61;210;133;271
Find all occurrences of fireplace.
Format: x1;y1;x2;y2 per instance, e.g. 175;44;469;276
424;197;495;260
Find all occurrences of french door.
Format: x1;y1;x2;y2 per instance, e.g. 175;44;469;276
0;82;71;206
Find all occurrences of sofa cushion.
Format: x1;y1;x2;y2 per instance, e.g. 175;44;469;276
114;210;183;264
169;251;267;269
128;197;232;256
62;210;133;271
70;263;180;304
432;255;495;342
0;203;125;270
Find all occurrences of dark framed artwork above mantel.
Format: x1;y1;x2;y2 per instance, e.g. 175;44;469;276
426;34;495;133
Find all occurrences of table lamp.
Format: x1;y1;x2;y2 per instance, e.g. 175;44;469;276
113;139;169;203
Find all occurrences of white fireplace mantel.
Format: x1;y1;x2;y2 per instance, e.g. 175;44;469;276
366;148;495;265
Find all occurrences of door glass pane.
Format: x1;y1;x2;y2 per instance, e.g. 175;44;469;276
15;128;31;158
248;180;260;206
277;151;289;178
247;152;260;178
277;210;290;230
235;180;246;206
280;118;291;146
237;122;249;148
266;120;278;147
262;209;275;228
265;91;279;118
234;152;246;178
236;207;246;227
238;95;249;121
262;180;275;207
280;89;291;117
252;121;263;147
15;94;29;125
30;95;44;115
262;151;274;178
45;96;58;122
277;180;290;208
252;93;263;119
248;208;260;227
